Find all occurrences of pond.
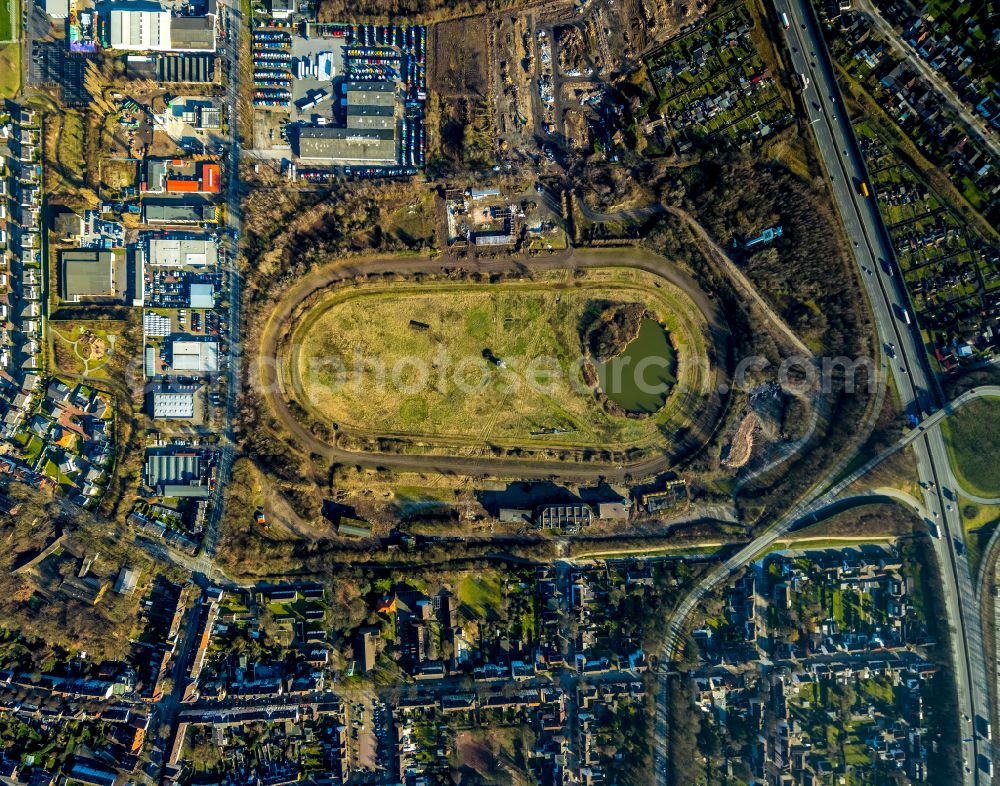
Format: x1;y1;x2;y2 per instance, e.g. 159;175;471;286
595;318;677;414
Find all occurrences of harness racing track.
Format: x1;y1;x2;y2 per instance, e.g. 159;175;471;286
256;249;731;481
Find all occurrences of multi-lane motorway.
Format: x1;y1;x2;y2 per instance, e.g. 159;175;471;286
776;1;991;780
657;2;994;783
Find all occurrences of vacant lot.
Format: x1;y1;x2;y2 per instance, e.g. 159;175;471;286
0;43;19;99
429;18;487;97
943;397;1000;498
291;267;710;453
0;0;16;43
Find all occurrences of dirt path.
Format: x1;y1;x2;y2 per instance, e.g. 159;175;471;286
255;249;733;482
667;206;815;358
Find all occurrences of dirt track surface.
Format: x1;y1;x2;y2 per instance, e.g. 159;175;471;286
255;248;732;482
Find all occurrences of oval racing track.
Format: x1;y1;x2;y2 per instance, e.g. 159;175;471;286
255;249;733;482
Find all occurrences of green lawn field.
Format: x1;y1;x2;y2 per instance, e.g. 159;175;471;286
291;267;712;452
943;396;1000;498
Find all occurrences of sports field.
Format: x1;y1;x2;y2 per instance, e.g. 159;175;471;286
291;267;712;451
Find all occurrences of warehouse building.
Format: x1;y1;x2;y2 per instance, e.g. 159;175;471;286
144;451;210;497
170;340;218;373
294;81;399;165
296;127;396;165
346;80;396;108
107;9;216;53
188;283;214;308
145;451;201;486
151;391;195;419
148;237;218;267
108;9;172;51
144;160;221;194
61;249;116;302
143;203;217;224
126;53;216;82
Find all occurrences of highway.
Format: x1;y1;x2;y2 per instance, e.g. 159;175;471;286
773;1;991;780
656;2;994;783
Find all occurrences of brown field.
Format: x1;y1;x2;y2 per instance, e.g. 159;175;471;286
430;18;488;97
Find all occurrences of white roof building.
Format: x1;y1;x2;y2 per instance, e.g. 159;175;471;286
152;391;196;419
171;340;218;373
109;9;172;51
189;283;214;309
44;0;70;19
148;237;218;267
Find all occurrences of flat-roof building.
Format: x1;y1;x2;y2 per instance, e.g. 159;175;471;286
296;127;396;164
535;503;593;531
346;103;395;130
108;9;217;53
169;16;217;52
61;250;116;302
144;203;217;224
345;81;396;107
295;81;399;165
108;9;172;51
188;283;214;309
43;0;70;18
152;392;195;419
171;340;218;373
148;237;217;267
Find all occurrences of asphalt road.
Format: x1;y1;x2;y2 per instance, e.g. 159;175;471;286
776;0;991;779
854;0;1000;161
195;0;245;582
656;4;994;783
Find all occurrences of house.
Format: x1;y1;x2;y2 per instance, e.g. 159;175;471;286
355;627;379;673
114;565;140;595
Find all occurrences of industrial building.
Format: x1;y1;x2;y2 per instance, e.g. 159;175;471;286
148;237;218;267
170;340;218;373
126;53;216;82
144;160;221;194
107;9;217;53
296;127;397;164
188;283;214;309
151;391;196;419
61;249;116;302
143;203;217;224
295;82;398;165
145;451;210;497
43;0;70;18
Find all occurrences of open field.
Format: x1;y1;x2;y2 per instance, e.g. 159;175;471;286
0;43;20;99
0;0;16;43
290;266;711;453
942;396;1000;498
